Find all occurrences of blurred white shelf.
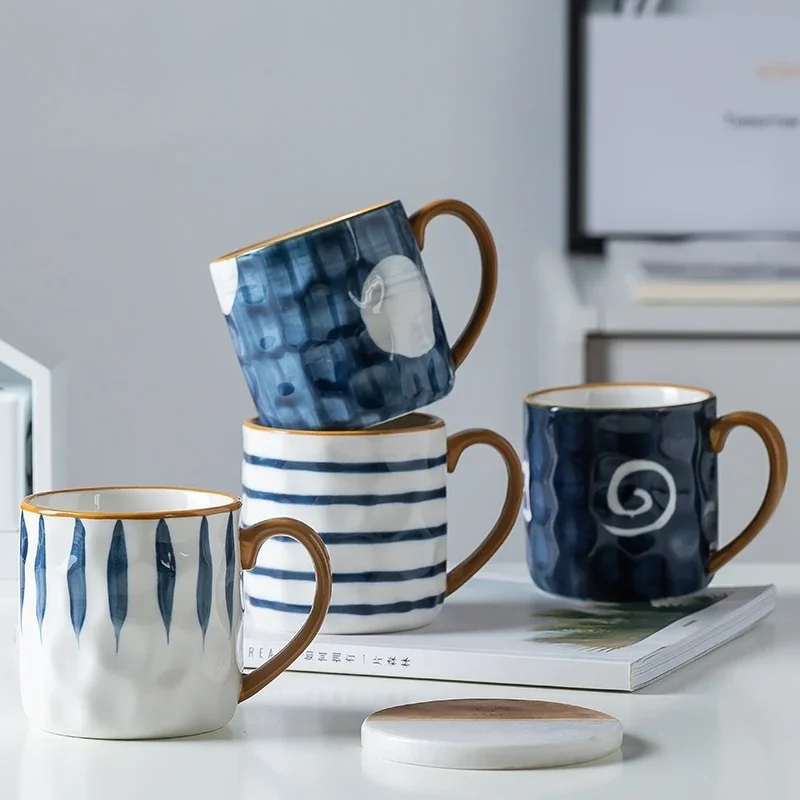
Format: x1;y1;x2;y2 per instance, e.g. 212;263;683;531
531;249;800;564
0;309;68;579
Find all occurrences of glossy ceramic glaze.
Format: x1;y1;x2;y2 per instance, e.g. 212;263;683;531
17;487;332;739
209;199;497;431
241;413;523;634
524;383;788;603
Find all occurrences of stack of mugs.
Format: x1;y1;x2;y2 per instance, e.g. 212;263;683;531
16;196;524;742
16;195;790;744
208;197;524;635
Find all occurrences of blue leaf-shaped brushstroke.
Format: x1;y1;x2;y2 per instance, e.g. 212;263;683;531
107;520;128;652
67;518;87;642
19;512;28;625
225;512;235;634
196;517;212;643
155;519;176;642
34;516;46;639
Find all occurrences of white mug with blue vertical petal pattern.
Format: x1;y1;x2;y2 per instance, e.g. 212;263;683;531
241;413;523;635
17;486;332;739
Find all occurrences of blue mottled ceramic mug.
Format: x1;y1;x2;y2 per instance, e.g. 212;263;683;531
209;199;497;431
17;486;332;739
523;383;788;603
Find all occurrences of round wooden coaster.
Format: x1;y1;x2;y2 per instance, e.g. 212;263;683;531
360;698;623;770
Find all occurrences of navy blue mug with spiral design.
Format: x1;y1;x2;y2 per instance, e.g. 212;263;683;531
209;199;497;431
523;383;788;603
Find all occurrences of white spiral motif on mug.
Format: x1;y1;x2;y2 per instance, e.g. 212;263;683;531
209;258;239;316
601;459;677;537
348;255;436;358
522;459;532;523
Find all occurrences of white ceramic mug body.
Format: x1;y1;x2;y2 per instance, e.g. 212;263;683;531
18;487;247;740
242;415;449;635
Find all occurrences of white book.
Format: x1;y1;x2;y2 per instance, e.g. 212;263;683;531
243;574;775;692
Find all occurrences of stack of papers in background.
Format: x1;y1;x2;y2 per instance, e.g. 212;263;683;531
607;239;800;305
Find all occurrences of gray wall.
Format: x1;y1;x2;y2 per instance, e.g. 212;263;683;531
0;1;565;565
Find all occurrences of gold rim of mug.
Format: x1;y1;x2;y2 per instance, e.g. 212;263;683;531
21;485;242;520
244;412;445;436
210;199;396;264
524;381;715;410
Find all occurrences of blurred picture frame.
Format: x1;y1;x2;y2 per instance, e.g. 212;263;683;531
567;0;800;254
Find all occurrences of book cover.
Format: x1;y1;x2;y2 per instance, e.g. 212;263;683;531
242;575;775;692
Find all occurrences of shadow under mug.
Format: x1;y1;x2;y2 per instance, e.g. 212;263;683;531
17;486;332;739
523;383;788;603
209;198;497;431
240;412;523;634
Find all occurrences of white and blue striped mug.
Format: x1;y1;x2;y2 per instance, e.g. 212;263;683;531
241;413;523;634
17;486;332;739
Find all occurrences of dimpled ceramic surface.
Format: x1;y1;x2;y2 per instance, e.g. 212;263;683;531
361;699;623;770
241;416;448;634
210;201;454;431
18;497;244;739
524;389;717;602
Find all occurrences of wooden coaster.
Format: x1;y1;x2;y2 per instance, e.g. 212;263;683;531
360;698;623;770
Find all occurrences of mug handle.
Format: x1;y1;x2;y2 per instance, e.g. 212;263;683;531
444;429;524;596
408;199;498;369
707;412;788;573
238;517;332;702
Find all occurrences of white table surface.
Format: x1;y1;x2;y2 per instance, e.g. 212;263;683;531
0;561;797;799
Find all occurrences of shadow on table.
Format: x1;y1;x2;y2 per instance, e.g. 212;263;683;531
619;733;651;761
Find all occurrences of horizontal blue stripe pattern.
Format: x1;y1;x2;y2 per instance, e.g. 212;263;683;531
243;486;446;506
271;523;447;546
247;593;445;616
244;453;447;473
251;561;447;583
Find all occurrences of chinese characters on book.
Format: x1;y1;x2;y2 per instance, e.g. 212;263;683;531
247;646;412;671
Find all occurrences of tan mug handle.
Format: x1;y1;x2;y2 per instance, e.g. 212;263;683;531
408;199;498;369
707;412;788;574
238;517;332;702
444;429;524;596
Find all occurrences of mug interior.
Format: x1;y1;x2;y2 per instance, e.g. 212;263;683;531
526;383;712;410
22;486;240;518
